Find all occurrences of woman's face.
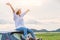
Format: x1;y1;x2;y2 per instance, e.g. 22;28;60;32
16;9;21;15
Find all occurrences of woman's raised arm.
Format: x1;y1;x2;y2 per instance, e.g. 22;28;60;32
25;9;30;14
6;3;15;13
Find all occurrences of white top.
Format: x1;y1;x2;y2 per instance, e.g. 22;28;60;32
13;12;26;28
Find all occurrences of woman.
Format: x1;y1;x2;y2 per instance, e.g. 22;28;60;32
6;3;36;40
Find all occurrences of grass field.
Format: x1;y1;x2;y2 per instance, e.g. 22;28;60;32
35;32;60;40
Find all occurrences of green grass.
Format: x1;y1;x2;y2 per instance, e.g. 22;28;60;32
35;32;60;40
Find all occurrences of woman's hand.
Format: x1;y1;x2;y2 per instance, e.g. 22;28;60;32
6;3;11;6
25;9;30;13
27;9;30;12
6;3;15;13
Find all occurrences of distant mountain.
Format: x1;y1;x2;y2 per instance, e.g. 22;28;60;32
38;29;48;32
31;29;48;32
55;28;60;32
31;29;38;32
31;28;60;32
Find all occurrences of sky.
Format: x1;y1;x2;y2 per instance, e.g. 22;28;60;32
0;0;60;31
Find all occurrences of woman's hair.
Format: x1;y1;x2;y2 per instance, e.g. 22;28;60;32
16;9;21;15
16;10;19;15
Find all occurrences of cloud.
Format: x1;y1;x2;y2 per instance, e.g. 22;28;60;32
25;19;41;24
0;19;13;24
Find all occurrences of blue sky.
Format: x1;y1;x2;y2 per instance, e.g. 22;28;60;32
0;0;60;31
